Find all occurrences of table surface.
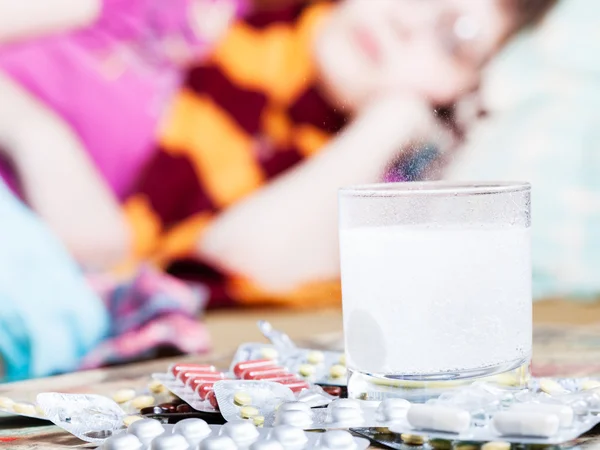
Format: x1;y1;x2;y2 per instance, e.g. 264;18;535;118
3;302;600;449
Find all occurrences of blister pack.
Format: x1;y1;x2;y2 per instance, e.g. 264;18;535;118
99;418;371;449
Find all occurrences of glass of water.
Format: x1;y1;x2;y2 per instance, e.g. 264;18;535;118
338;182;532;401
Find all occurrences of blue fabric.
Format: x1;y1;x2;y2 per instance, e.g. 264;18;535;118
0;181;109;381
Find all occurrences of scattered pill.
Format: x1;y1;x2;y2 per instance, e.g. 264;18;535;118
407;404;471;434
233;360;277;378
319;430;356;449
539;379;568;395
511;403;574;428
202;436;237;450
173;418;212;446
492;411;560;438
260;347;279;360
123;415;144;427
253;415;265;427
170;363;216;378
150;434;189;450
102;433;143;450
241;406;260;419
222;421;260;447
0;396;15;410
429;439;452;450
112;389;137;404
307;351;325;365
242;368;290;381
131;395;156;410
128;418;165;445
148;380;166;394
272;425;309;449
13;402;37;416
481;442;511;450
298;364;316;377
233;391;253;406
250;440;284;450
329;365;347;379
401;434;425;445
582;380;600;390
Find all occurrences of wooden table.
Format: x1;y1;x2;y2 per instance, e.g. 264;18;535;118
3;302;600;449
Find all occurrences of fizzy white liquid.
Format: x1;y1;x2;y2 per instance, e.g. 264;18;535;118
340;225;531;375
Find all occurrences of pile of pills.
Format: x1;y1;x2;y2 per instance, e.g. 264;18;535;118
100;418;370;450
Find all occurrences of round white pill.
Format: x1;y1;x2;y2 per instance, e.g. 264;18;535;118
278;402;312;414
307;351;325;365
277;409;313;428
492;411;560;438
250;440;284;450
131;395;156;410
200;435;237;450
271;425;309;450
261;347;279;360
319;430;357;450
112;389;137;404
0;396;15;410
13;402;37;416
151;434;189;450
511;403;574;428
377;398;411;422
173;418;212;445
128;419;165;444
102;433;143;450
407;404;471;434
221;421;260;447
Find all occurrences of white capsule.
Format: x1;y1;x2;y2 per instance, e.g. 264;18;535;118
173;418;212;446
151;434;189;450
250;440;284;450
221;421;260;447
407;404;471;434
318;430;357;450
377;398;411;422
492;411;560;437
511;403;574;428
271;425;309;450
128;419;165;445
102;433;143;450
278;402;312;414
276;409;313;427
200;435;237;450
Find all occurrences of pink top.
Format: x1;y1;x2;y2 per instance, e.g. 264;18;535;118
0;0;247;199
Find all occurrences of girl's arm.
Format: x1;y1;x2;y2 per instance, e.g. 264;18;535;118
0;72;131;270
196;96;440;292
0;0;100;43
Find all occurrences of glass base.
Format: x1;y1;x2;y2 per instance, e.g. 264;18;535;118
347;356;531;402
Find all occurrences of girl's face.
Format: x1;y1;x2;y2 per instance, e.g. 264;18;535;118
315;0;515;109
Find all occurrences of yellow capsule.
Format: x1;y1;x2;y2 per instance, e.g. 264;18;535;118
481;442;510;450
401;434;425;446
131;395;156;410
112;389;137;404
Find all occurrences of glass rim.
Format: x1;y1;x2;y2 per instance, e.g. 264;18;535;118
339;181;530;197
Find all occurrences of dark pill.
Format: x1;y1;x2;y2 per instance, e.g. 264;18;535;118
140;406;165;415
176;404;193;413
158;403;178;413
322;386;342;397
